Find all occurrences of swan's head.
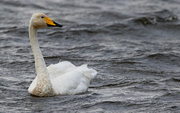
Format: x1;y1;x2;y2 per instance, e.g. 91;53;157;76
30;13;63;29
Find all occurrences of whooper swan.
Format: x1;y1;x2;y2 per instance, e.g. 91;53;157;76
28;13;97;97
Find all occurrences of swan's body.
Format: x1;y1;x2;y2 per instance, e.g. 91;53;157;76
28;13;97;96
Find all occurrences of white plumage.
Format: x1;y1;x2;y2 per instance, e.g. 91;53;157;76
28;13;97;96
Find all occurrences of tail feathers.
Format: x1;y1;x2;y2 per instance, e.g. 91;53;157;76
77;64;97;80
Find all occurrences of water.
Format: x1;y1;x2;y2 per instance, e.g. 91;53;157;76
0;0;180;112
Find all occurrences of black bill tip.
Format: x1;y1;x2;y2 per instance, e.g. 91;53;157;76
53;21;63;27
47;21;63;27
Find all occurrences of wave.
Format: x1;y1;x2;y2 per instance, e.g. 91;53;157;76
132;9;178;25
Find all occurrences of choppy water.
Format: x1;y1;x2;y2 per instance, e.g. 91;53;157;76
1;0;180;112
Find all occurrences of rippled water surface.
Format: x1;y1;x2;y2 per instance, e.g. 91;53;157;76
1;0;180;112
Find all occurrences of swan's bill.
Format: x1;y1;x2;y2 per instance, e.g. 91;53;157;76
52;21;63;27
44;17;63;27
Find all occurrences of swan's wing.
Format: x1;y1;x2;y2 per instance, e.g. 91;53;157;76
47;61;97;95
28;61;75;94
51;71;88;95
47;61;76;79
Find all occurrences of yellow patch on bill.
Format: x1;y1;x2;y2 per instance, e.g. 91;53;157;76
44;17;55;26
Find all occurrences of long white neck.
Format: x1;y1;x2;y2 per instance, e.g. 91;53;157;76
29;23;54;96
29;24;49;78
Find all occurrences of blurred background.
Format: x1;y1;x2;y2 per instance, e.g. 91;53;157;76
0;0;180;112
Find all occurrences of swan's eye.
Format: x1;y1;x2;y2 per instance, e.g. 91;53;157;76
41;16;44;18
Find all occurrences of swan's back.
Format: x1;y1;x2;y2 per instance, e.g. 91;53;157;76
47;61;97;95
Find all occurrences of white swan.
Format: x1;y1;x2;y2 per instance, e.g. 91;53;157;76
28;13;97;96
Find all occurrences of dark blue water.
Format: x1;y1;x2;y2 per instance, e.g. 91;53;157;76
0;0;180;112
